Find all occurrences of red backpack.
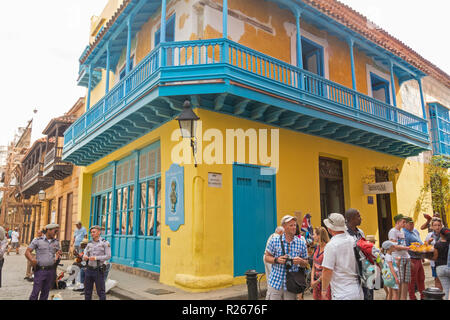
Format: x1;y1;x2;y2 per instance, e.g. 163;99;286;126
356;238;376;264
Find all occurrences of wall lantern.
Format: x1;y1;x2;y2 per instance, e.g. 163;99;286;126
38;189;46;201
176;100;200;167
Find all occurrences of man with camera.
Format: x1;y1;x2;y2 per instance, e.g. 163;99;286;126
25;224;62;300
83;225;111;300
264;215;309;300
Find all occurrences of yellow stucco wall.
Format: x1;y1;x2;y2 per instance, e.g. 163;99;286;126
78;107;433;291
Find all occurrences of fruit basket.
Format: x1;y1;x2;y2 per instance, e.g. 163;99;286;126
408;243;435;260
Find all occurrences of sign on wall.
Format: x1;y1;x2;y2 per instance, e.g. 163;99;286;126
165;164;185;232
363;181;394;195
208;172;222;188
51;211;56;224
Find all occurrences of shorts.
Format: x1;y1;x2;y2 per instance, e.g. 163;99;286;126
11;242;19;249
266;285;297;300
431;266;437;278
398;258;411;283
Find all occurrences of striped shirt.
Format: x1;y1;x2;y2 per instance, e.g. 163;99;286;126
266;234;308;290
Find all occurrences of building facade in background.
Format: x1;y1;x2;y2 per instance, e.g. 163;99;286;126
62;0;449;291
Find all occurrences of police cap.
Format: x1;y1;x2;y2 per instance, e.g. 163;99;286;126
89;225;101;232
45;223;59;230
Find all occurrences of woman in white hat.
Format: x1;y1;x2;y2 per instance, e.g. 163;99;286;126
0;226;8;287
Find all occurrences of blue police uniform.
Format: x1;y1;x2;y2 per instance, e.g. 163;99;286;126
28;227;60;300
83;234;111;300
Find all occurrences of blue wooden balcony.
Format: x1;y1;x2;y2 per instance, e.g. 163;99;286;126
63;39;430;166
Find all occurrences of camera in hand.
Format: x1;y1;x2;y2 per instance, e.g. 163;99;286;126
285;257;293;270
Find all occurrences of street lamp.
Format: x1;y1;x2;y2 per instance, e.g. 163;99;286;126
176;100;200;167
38;189;46;201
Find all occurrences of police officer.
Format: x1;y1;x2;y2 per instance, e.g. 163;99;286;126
25;224;61;300
83;225;111;300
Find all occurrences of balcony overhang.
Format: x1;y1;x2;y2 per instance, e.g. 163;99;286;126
77;65;103;88
63;40;430;167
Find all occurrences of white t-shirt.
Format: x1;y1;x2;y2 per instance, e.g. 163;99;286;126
322;232;363;300
11;231;19;243
388;228;410;259
384;253;399;274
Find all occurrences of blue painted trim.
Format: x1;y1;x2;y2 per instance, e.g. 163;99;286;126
390;62;397;107
126;16;132;75
87;64;93;110
160;0;167;44
130;150;140;267
370;72;390;105
417;78;427;120
223;0;228;39
105;41;111;94
348;38;357;91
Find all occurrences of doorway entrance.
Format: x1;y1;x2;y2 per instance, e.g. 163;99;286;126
319;157;345;223
375;169;393;243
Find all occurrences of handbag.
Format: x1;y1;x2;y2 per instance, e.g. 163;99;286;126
280;238;307;294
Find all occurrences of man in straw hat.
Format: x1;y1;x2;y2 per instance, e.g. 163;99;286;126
25;223;61;300
321;213;363;300
73;221;87;254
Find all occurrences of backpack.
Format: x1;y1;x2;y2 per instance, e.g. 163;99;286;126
381;260;397;288
354;238;380;290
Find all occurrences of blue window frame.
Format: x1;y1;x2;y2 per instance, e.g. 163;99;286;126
154;14;176;46
91;167;113;235
370;73;391;104
301;37;324;77
429;103;450;156
119;55;134;81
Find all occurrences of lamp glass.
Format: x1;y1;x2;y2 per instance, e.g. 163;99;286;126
179;119;194;139
38;190;46;201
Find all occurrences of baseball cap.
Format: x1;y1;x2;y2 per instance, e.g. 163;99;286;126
280;215;297;225
393;214;405;223
89;225;101;232
45;223;59;230
404;216;413;223
382;240;396;250
323;213;346;232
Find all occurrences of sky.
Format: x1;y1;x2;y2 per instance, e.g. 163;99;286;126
0;0;448;147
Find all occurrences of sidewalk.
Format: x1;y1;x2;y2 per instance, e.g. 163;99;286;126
58;258;436;300
58;259;266;300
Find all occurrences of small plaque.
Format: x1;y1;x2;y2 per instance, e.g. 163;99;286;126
208;172;222;188
368;196;374;205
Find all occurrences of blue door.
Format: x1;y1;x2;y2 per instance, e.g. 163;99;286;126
233;164;277;276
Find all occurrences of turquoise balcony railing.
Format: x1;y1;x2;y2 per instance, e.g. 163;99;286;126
63;38;429;160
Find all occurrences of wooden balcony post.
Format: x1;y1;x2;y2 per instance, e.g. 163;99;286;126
126;17;132;75
87;64;93;110
389;61;397;107
295;8;304;90
160;0;167;44
105;41;111;94
348;38;359;110
222;0;229;63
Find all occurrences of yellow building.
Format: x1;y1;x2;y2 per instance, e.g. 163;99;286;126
63;0;450;291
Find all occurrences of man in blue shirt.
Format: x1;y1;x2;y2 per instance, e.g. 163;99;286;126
403;217;425;300
73;221;87;254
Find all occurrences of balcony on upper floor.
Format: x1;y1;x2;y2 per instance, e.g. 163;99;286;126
63;38;430;166
21;162;54;199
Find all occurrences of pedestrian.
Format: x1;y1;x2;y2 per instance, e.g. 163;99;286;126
432;228;450;300
264;215;309;300
420;212;441;232
321;213;363;300
83;225;111;300
263;226;284;282
73;238;89;294
7;228;12;240
25;224;62;300
382;240;401;300
311;227;331;300
402;216;425;300
425;217;443;291
72;221;87;254
388;214;411;300
24;229;44;282
7;227;20;255
0;226;8;288
345;208;375;300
